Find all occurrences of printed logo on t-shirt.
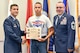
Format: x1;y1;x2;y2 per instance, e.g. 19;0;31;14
32;20;44;27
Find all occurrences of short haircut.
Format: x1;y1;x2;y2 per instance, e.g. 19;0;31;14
35;2;42;5
57;1;63;3
57;1;65;7
10;4;18;9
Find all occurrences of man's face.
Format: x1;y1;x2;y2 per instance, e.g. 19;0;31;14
10;6;19;17
56;3;65;15
34;4;42;14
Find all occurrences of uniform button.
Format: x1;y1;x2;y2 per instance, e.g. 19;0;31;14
55;32;56;34
55;36;56;38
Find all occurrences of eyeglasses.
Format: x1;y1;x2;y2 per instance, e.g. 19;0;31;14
56;7;63;9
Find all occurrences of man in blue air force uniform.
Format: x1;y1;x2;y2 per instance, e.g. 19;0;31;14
3;4;26;53
49;1;75;53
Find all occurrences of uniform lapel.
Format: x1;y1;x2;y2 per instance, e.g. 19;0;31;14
9;16;20;28
57;13;66;26
14;19;20;27
54;16;58;26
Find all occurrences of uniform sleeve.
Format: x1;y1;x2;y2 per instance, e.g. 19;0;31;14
67;16;75;49
48;35;55;51
17;20;26;36
3;19;22;43
20;31;26;36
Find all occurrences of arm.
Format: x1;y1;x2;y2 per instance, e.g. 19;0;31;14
3;19;22;43
45;17;54;40
67;16;75;52
17;19;26;36
44;27;54;40
20;31;26;36
37;27;54;42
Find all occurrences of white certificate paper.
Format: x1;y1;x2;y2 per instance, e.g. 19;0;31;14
26;27;41;39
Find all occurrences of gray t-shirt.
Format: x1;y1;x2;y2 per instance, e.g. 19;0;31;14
27;14;52;36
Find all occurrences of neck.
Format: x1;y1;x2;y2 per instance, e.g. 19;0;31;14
58;13;64;16
12;15;16;18
11;15;16;19
36;13;41;16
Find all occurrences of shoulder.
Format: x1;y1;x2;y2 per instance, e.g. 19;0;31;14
28;15;35;20
67;15;74;20
54;15;57;17
41;14;49;20
4;16;13;24
41;14;48;17
53;15;58;19
63;13;74;20
64;13;73;17
3;18;10;26
4;17;10;22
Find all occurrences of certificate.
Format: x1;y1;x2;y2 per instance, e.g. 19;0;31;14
26;27;41;39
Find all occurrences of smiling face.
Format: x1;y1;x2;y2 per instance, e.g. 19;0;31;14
56;2;65;15
10;4;19;17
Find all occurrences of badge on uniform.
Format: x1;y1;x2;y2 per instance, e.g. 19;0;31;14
13;24;17;27
71;21;75;30
60;17;67;25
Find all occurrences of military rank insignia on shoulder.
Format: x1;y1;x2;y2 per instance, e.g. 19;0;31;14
71;21;75;30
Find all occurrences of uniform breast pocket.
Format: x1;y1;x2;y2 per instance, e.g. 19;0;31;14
60;19;67;25
59;25;67;29
12;24;18;30
13;24;17;28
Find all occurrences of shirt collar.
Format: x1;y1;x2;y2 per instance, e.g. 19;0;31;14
10;15;16;20
58;12;64;18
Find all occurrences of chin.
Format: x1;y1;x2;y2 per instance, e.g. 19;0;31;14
14;14;18;16
13;15;17;17
57;13;62;15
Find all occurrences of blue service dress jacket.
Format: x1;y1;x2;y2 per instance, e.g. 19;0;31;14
53;13;75;52
3;16;25;53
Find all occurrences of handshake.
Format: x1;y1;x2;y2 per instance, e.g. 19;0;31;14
21;31;27;44
21;36;26;44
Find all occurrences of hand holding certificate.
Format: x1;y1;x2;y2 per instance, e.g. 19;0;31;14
26;27;41;39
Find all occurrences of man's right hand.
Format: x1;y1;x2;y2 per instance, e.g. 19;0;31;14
21;36;26;44
48;51;53;53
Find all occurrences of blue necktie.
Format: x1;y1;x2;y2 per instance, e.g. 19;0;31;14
55;16;59;25
15;19;19;27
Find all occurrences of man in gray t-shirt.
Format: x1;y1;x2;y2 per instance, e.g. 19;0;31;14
27;2;54;53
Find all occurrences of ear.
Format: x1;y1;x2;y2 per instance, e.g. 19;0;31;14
10;9;11;11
